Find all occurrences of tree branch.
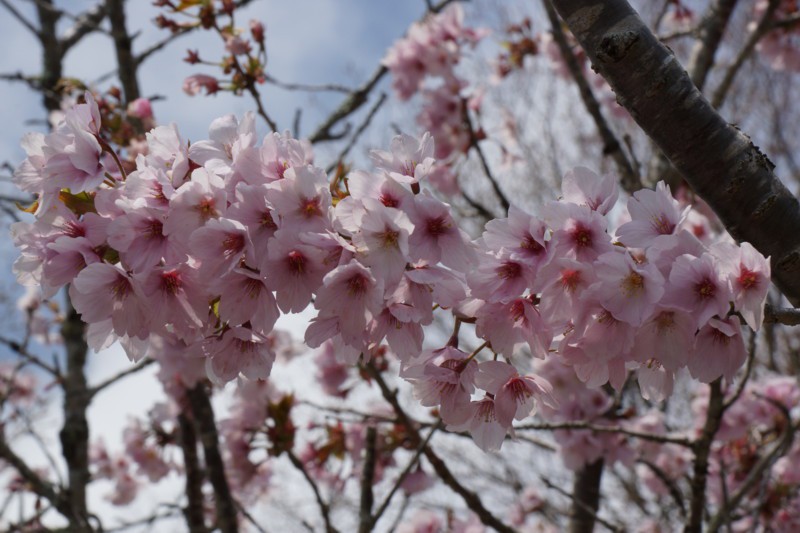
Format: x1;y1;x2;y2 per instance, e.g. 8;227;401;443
364;363;516;533
686;380;725;533
177;412;208;533
544;0;640;193
286;450;338;533
357;426;377;533
569;459;606;533
59;302;92;532
0;0;40;38
60;3;107;56
308;0;459;144
186;384;238;533
105;0;140;103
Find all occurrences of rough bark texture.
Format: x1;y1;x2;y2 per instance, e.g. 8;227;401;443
551;0;800;306
570;459;604;533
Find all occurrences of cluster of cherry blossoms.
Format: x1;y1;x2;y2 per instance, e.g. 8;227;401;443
11;87;771;454
382;4;487;163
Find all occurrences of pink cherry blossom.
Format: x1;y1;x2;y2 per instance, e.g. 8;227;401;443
618;182;687;248
560;166;619;215
475;360;557;426
660;252;731;329
713;241;770;330
688;316;747;383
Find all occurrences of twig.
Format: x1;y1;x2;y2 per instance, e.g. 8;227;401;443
264;74;352;94
711;0;780;108
517;421;693;447
723;329;757;410
463;105;510;214
0;0;40;38
543;0;639;194
325;92;388;174
286;450;339;533
706;403;796;532
363;362;516;533
88;358;155;398
308;0;459;144
637;459;687;518
371;423;441;529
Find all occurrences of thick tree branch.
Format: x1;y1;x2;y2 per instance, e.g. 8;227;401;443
177;412;208;533
570;459;606;533
35;0;63;112
646;0;739;187
186;384;239;533
105;0;140;103
357;426;377;533
550;0;800;306
59;302;92;532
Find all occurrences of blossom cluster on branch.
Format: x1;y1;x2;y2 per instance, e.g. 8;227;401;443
11;87;769;455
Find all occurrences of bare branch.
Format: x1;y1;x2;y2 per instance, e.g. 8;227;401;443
517;421;693;447
60;2;107;56
325;92;388;174
286;450;339;533
707;402;796;532
363;363;516;533
308;0;459;144
186;384;239;533
543;0;640;193
464;105;511;213
358;426;377;533
686;380;725;533
264;74;352;94
711;0;779;108
0;0;40;38
88;359;155;398
371;423;440;529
